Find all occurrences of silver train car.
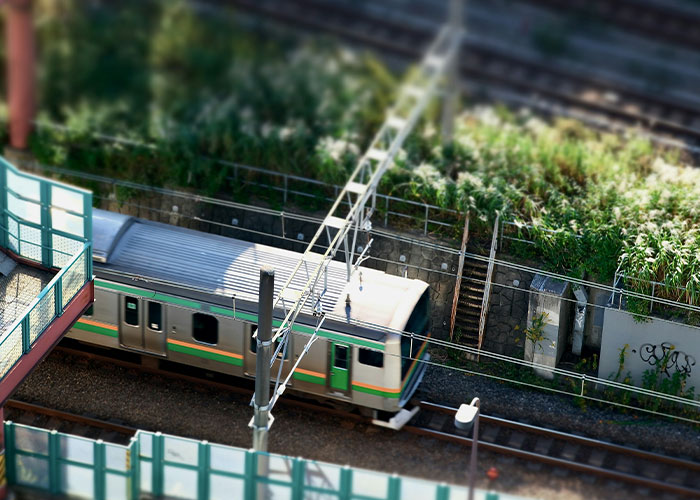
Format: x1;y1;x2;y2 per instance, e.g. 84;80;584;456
68;209;431;415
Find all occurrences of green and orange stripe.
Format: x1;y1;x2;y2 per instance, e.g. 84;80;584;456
74;318;118;338
167;338;243;366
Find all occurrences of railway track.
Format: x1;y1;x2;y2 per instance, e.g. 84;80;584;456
4;399;137;446
521;0;700;53
214;0;700;150
409;401;700;498
49;342;700;497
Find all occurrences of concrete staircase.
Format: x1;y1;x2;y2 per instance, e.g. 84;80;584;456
453;256;488;347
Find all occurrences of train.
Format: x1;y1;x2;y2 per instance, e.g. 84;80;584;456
67;209;431;424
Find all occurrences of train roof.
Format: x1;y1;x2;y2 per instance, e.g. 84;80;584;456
92;209;429;333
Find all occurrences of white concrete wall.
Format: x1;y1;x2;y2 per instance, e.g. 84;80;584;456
598;308;699;398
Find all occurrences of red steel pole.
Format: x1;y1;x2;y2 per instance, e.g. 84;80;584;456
6;0;36;150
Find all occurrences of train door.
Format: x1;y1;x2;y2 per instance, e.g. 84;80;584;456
330;342;350;392
120;295;142;350
119;295;166;355
144;301;166;355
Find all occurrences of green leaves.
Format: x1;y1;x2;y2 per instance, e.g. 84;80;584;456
393;108;700;311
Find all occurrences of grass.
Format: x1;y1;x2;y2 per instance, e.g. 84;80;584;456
381;106;700;318
24;0;396;195
15;1;700;322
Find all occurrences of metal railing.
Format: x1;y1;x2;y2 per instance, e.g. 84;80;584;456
613;265;697;313
0;156;92;269
405;329;700;423
477;215;498;351
449;213;470;341
501;220;699;315
0;241;92;380
5;423;523;500
499;218;582;250
221;159;461;235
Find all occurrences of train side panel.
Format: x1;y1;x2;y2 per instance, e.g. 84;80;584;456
287;332;328;397
165;305;246;377
66;279;408;412
67;286;120;348
350;340;402;412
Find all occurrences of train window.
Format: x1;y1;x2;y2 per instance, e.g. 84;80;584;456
84;305;94;317
124;297;139;326
148;302;162;331
193;313;218;345
358;348;384;368
249;325;258;353
250;328;290;359
333;345;348;370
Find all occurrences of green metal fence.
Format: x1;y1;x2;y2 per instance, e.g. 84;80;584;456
0;241;92;381
0;156;94;381
5;423;526;500
0;155;92;269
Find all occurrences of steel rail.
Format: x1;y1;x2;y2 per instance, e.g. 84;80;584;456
219;0;700;147
520;0;700;52
41;346;700;497
5;399;138;437
412;401;700;498
421;401;700;472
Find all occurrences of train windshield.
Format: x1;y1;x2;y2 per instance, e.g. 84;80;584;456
401;289;429;378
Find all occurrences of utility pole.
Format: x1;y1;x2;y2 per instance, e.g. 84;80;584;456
6;0;36;150
251;267;274;500
252;266;274;452
441;0;464;144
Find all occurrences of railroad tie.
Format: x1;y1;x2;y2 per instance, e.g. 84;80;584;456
71;423;93;438
587;449;606;468
507;431;527;450
666;468;688;486
101;431;123;444
612;456;635;474
428;413;448;432
15;412;38;427
533;437;553;456
560;443;580;462
44;416;64;431
640;463;663;481
480;425;499;443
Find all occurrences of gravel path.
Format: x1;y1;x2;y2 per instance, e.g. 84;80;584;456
10;349;696;500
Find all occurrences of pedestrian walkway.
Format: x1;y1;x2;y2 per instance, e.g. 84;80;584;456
0;156;93;392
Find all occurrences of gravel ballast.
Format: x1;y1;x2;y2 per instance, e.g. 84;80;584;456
418;350;700;463
10;349;698;500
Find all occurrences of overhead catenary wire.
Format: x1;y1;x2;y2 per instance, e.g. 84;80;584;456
49;161;700;323
96;266;700;424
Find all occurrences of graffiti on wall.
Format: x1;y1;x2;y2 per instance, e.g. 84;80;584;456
632;342;696;377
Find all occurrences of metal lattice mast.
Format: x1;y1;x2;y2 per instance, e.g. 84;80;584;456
262;18;463;409
441;0;464;143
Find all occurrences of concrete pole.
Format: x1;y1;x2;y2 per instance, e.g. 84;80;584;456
253;267;274;500
440;0;463;144
253;266;274;452
6;0;36;150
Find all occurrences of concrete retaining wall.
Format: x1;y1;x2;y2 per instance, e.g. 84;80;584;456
480;264;535;358
598;308;699;397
